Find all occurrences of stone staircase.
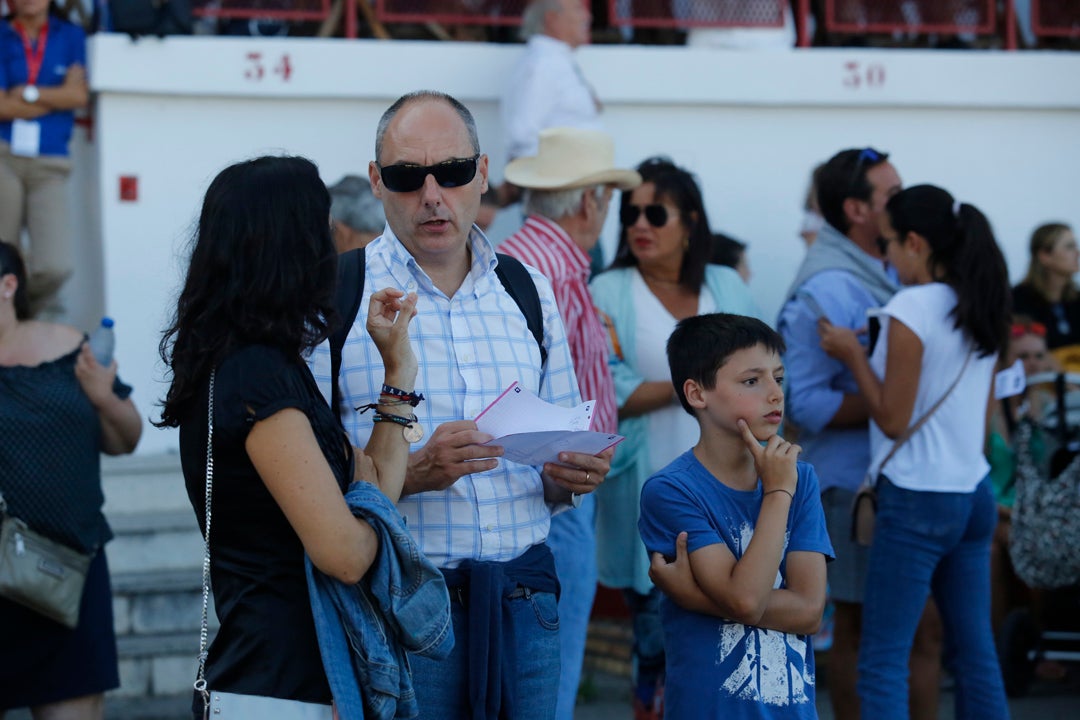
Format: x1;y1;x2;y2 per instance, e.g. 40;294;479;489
101;453;210;714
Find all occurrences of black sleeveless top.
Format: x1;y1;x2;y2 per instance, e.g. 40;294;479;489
178;344;351;704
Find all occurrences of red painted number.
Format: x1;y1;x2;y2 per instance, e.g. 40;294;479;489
244;52;264;81
843;61;886;89
273;54;293;82
244;53;293;82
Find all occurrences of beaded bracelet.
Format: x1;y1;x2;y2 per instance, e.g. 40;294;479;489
372;410;424;442
381;383;424;407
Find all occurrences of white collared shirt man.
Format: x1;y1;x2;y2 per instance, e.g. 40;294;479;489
502;0;601;164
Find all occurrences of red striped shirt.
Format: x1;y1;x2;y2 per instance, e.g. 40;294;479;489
500;215;618;434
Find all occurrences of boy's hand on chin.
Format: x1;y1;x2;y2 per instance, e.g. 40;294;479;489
738;419;800;496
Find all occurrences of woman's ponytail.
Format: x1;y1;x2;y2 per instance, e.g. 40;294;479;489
949;201;1011;356
885;185;1011;356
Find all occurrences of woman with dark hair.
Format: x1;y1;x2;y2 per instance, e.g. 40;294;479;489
1012;222;1080;368
157;156;420;718
589;156;759;717
0;240;142;718
818;185;1010;720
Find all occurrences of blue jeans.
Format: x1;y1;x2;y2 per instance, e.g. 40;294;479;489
858;476;1008;720
548;495;598;720
409;589;560;719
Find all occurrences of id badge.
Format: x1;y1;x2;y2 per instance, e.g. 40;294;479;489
11;119;41;157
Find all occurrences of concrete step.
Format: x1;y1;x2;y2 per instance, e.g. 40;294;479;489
115;631;199;700
102;453;189;517
106;510;203;576
111;568;216;637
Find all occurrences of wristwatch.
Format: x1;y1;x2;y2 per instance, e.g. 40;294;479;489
22;85;39;104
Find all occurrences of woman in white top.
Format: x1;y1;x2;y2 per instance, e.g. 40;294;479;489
818;184;1010;720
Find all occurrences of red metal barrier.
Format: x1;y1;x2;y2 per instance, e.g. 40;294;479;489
823;0;996;35
1032;0;1080;38
609;0;786;29
375;0;529;26
192;0;333;22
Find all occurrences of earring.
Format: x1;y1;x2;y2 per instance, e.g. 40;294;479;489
683;236;690;251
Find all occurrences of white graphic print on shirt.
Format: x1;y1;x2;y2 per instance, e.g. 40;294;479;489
715;522;814;707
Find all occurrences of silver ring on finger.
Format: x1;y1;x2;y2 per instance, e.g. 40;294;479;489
585;471;591;484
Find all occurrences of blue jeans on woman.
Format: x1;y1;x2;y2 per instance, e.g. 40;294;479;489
858;475;1008;720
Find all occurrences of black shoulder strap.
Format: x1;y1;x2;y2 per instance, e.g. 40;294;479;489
331;247;366;422
494;253;547;367
329;249;546;422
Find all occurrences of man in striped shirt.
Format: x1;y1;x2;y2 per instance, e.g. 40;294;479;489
500;126;641;720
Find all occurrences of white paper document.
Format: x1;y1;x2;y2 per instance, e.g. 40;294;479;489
994;358;1026;400
475;382;624;466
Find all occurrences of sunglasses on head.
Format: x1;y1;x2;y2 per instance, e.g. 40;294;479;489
1011;321;1047;338
377;154;480;193
620;204;669;228
849;147;884;195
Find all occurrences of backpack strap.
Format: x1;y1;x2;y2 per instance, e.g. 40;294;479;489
331;247;366;423
494;253;547;367
329;249;547;422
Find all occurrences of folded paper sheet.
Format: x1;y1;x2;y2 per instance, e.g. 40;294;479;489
475;382;624;466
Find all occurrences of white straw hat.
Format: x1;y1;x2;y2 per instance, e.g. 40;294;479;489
505;127;642;191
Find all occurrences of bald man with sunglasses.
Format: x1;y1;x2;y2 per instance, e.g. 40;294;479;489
312;90;611;720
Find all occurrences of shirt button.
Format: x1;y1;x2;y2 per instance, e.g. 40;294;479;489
406;281;417;291
485;525;493;532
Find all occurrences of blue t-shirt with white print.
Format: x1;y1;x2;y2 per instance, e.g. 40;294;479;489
639;452;834;720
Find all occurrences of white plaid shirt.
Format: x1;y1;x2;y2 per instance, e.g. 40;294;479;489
310;226;581;569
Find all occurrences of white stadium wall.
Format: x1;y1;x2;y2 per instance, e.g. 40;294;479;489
82;34;1080;454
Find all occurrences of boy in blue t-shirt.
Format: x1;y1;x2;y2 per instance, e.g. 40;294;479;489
638;313;834;720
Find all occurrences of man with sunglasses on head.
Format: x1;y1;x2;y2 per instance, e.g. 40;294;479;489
777;148;942;720
311;90;611;720
498;126;640;720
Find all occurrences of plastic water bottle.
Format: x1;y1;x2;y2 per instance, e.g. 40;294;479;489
88;317;115;366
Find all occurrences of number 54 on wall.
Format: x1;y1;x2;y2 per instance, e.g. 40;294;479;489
244;52;293;82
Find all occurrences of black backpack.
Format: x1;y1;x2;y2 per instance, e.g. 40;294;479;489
329;247;547;420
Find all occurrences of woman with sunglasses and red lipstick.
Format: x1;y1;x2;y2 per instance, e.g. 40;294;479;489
589;156;759;718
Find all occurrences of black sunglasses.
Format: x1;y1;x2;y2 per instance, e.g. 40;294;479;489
377;154;480;193
620;204;669;228
848;147;883;196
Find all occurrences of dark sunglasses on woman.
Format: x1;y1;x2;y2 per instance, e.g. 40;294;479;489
377;154;480;193
620;204;669;228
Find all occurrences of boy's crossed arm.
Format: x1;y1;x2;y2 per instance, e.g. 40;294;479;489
649;421;826;635
651;532;826;636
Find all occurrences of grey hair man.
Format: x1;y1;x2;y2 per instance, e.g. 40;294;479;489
499;126;640;720
502;0;600;183
327;174;385;253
